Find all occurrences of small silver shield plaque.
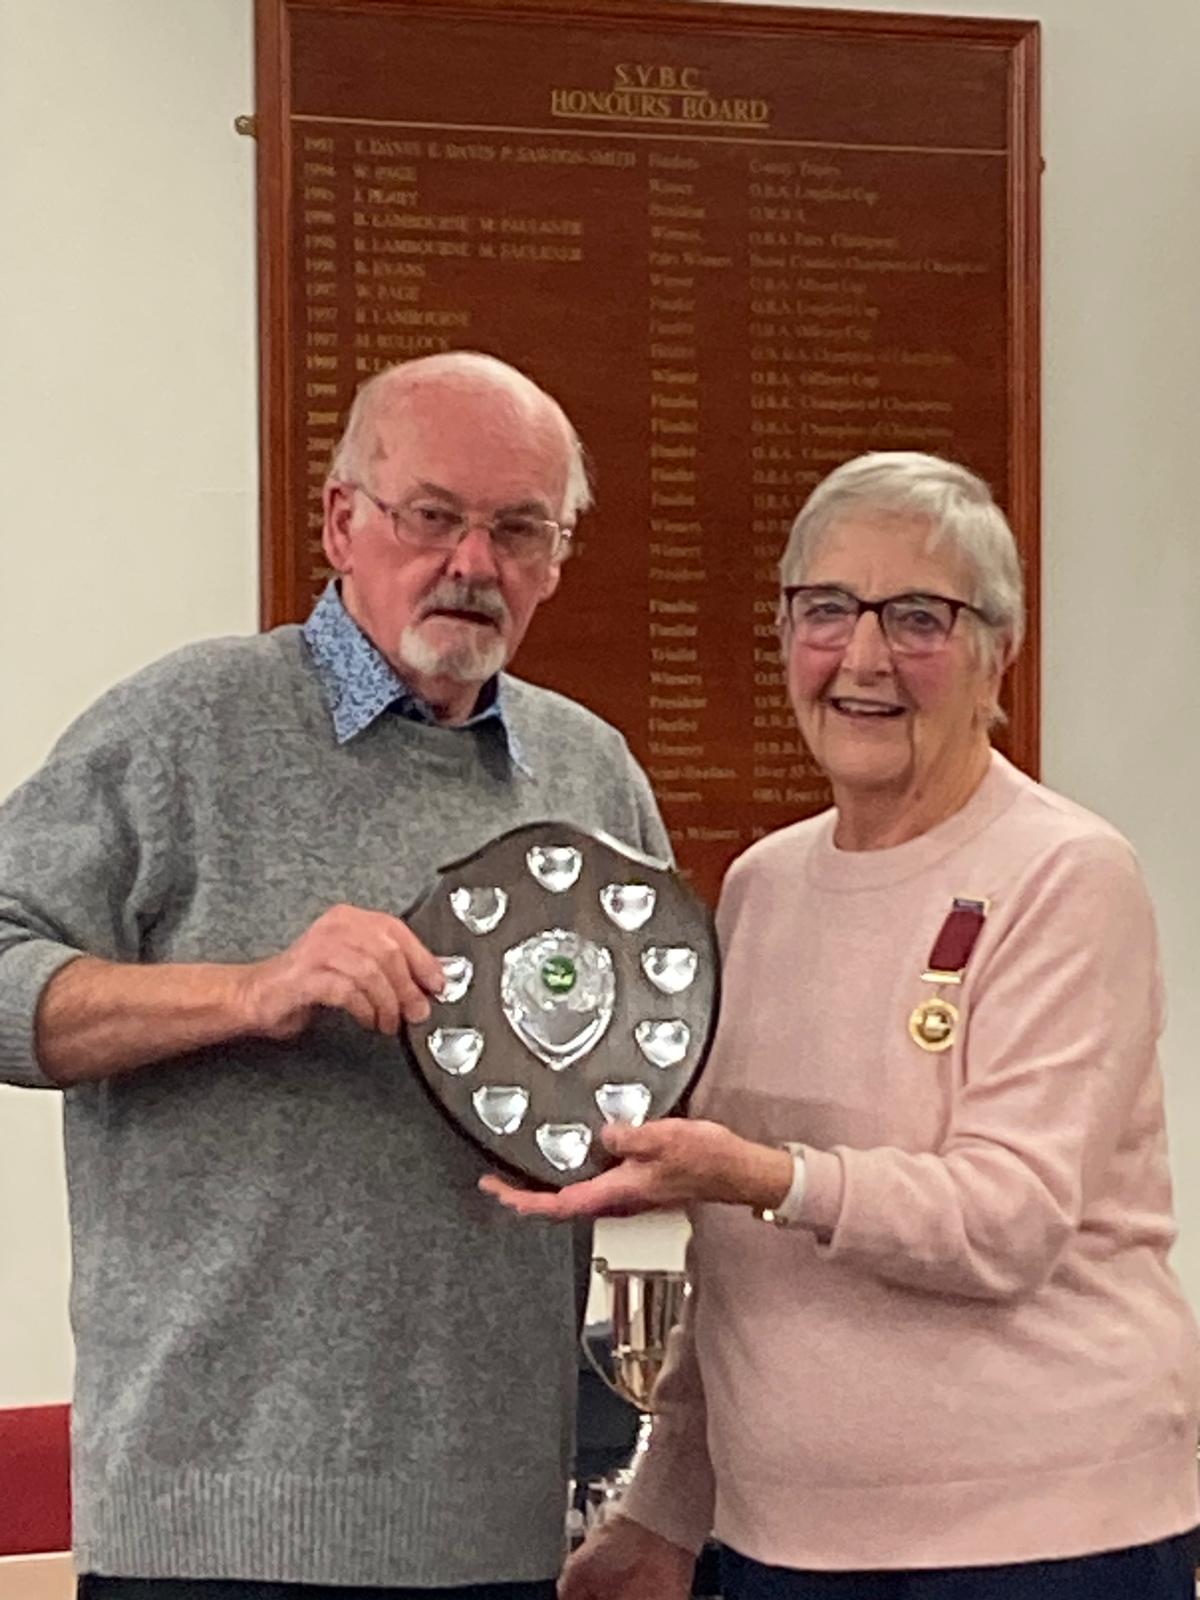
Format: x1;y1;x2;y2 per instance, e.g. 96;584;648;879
404;821;719;1187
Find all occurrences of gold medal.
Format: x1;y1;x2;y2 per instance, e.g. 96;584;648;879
908;996;959;1053
907;897;987;1055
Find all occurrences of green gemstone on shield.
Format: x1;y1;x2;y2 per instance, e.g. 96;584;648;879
541;955;577;994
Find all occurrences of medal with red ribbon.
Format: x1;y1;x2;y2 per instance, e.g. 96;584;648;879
907;896;988;1053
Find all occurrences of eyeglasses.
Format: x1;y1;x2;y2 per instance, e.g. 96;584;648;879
348;483;572;567
781;585;992;657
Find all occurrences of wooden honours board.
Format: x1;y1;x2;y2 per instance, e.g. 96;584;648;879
252;0;1040;903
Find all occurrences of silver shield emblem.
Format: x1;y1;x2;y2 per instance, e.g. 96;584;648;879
404;822;719;1187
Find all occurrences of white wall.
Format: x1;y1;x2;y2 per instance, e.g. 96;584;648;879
0;0;258;1404
1;0;1198;1404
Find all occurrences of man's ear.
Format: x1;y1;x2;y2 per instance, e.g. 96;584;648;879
537;559;563;603
322;480;355;573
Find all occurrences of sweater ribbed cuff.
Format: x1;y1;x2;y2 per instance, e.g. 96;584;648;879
796;1146;845;1237
618;1425;714;1556
0;938;85;1088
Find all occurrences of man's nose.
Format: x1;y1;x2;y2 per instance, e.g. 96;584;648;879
445;523;501;582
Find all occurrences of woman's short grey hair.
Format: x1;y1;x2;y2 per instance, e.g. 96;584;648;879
779;451;1026;667
328;351;592;528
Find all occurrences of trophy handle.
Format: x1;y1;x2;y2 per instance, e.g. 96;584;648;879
581;1257;690;1407
580;1258;623;1398
581;1331;620;1395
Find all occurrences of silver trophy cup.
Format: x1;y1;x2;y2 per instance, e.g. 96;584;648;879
581;1257;690;1524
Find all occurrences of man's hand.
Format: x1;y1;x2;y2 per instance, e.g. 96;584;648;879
479;1118;794;1219
560;1514;695;1600
236;904;448;1038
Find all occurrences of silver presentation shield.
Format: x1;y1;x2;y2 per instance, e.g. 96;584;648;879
403;820;720;1188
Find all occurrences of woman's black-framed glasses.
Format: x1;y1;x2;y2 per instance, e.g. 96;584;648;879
348;482;571;567
781;585;991;657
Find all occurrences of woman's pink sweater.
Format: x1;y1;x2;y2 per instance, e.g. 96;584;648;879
622;753;1199;1569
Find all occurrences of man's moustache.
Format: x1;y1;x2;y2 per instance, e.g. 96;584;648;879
418;584;509;624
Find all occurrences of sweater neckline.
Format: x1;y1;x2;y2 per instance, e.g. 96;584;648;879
806;750;1027;890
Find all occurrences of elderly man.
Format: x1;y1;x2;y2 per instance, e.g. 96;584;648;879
0;352;668;1600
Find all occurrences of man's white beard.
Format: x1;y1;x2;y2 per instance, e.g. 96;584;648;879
399;620;508;685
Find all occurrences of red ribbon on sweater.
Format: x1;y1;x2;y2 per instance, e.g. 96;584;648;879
924;896;988;980
909;896;988;1052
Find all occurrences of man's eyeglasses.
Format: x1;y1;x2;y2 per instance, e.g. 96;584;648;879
347;483;572;567
781;585;992;657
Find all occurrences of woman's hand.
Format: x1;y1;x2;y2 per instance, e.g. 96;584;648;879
559;1513;695;1600
479;1118;794;1219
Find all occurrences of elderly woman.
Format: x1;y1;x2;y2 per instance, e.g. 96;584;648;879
482;453;1200;1599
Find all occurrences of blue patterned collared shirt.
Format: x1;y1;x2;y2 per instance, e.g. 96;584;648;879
301;581;530;772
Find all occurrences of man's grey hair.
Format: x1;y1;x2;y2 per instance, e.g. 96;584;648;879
779;451;1026;667
328;351;592;527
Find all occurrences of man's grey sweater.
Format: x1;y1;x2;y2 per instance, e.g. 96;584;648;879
0;624;669;1586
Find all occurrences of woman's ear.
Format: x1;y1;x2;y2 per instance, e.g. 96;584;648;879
978;633;1014;728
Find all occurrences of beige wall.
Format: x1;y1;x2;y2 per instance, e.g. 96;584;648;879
1;0;1198;1404
0;0;257;1404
